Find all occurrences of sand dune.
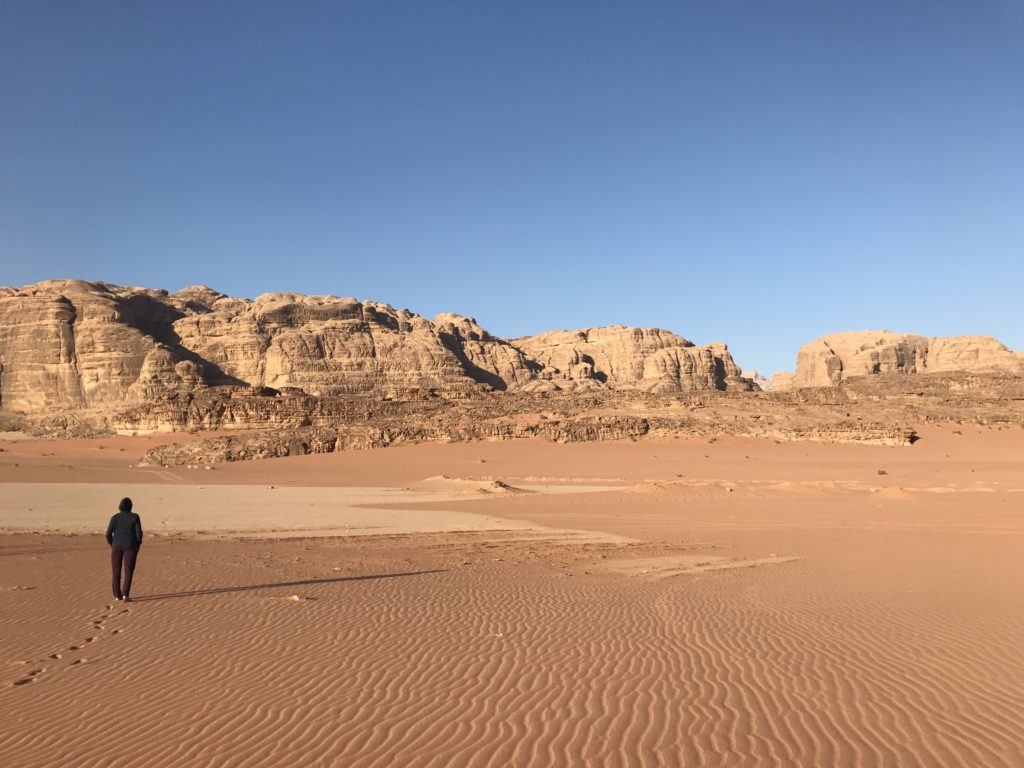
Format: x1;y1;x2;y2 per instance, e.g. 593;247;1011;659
2;425;1023;766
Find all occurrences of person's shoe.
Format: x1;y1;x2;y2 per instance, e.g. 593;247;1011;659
123;597;131;603
115;596;123;601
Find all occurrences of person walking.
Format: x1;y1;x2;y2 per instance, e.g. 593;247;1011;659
106;497;143;601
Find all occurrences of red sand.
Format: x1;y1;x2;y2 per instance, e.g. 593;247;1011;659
1;424;1022;766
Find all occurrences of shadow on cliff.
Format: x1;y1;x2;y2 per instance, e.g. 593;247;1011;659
132;569;447;602
437;330;511;390
437;330;547;391
120;293;247;387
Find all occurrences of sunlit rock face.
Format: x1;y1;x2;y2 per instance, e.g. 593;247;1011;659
793;330;1024;387
173;292;485;396
513;327;750;393
0;280;212;411
924;336;1024;375
0;281;753;419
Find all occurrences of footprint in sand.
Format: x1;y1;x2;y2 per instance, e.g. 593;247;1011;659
68;644;84;651
50;653;62;660
70;659;86;666
13;667;45;685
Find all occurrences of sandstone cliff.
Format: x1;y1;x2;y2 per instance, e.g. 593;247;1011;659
513;327;751;393
0;280;220;412
793;331;1024;387
0;280;751;421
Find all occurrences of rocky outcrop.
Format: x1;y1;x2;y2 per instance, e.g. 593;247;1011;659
793;331;1024;387
137;383;948;466
139;414;659;466
513;327;751;393
432;314;538;391
0;280;753;421
172;292;500;397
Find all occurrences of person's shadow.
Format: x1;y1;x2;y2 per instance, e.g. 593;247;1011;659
133;569;446;602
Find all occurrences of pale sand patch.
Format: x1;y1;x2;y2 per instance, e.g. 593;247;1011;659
0;481;623;539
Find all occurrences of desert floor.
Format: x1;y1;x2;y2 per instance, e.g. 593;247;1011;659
1;425;1022;767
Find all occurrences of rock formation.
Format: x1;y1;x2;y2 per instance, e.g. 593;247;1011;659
0;280;217;412
0;280;751;421
793;331;1024;387
925;336;1024;375
514;327;751;393
7;282;1022;457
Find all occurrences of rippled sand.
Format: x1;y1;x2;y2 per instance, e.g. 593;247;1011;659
1;425;1022;767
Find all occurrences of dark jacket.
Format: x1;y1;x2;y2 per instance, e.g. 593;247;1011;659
106;511;143;549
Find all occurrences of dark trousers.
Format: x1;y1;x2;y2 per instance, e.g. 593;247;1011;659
111;547;139;598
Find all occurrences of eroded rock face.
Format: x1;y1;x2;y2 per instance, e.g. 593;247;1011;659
173;293;491;396
0;280;752;419
0;280;220;412
793;331;1024;387
514;327;750;393
926;336;1024;375
432;314;538;391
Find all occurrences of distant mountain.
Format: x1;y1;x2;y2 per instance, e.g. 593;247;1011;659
741;370;771;391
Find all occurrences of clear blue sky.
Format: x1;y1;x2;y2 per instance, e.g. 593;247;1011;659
2;2;1022;375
